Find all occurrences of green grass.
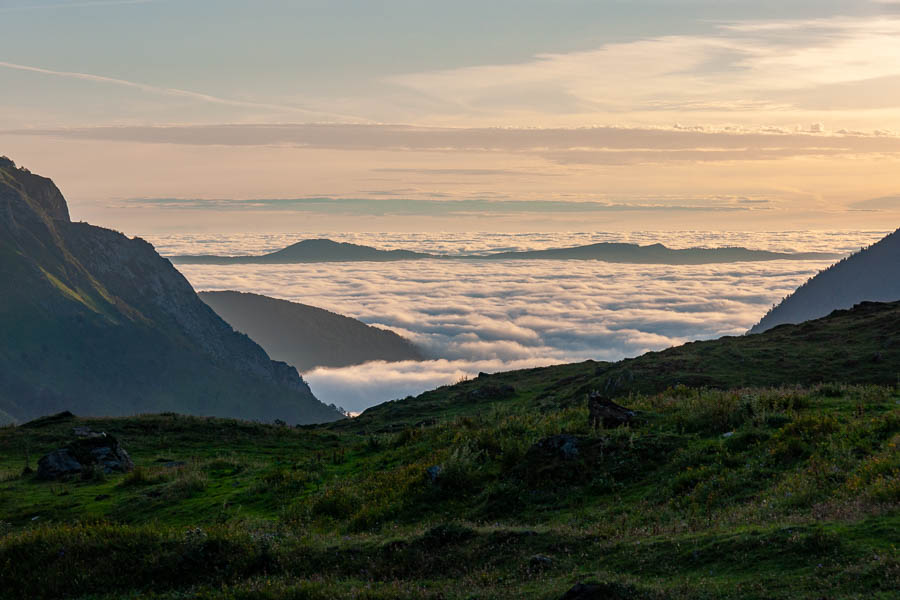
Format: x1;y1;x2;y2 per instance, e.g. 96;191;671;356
1;383;899;599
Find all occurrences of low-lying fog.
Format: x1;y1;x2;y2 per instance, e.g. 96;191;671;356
150;231;886;413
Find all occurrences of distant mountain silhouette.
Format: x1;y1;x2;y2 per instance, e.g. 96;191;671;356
174;238;432;264
750;228;900;334
171;239;838;265
199;291;425;371
0;157;342;425
467;243;837;263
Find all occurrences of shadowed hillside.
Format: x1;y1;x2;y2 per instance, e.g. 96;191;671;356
0;158;342;425
1;319;897;598
750;228;900;333
199;291;425;371
348;300;900;430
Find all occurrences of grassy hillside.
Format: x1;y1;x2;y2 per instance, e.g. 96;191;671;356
349;300;900;433
3;273;900;597
2;302;900;599
0;383;896;599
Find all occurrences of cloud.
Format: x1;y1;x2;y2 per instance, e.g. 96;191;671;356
157;230;889;412
10;123;900;166
0;0;155;11
386;16;900;125
119;196;758;215
0;62;358;121
849;195;900;210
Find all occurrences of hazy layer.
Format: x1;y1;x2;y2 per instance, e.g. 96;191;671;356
150;230;883;257
155;231;886;412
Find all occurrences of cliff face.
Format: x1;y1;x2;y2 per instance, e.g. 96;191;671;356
750;229;900;334
0;157;341;425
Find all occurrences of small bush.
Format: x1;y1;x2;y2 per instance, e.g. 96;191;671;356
120;466;171;487
420;523;476;548
310;484;359;520
170;470;208;497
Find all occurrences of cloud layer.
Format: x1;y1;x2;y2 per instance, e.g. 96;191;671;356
161;231;887;412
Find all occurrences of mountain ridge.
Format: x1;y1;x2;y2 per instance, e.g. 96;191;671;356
0;158;342;425
346;299;900;429
170;238;839;265
199;290;425;372
750;227;900;333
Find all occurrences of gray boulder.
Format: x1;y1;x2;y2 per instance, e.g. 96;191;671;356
558;581;638;600
532;434;580;460
37;433;134;480
588;392;635;429
36;448;84;479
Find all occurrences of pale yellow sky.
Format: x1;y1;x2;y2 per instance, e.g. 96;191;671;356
1;5;899;232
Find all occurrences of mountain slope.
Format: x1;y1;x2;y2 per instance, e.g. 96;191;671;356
170;238;838;265
750;228;900;333
199;291;425;371
346;300;900;430
0;157;342;425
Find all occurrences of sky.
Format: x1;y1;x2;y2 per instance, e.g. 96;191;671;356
1;0;900;232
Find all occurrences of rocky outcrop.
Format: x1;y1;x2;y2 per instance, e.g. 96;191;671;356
558;582;639;600
37;433;134;480
588;393;635;428
0;156;69;222
531;434;580;460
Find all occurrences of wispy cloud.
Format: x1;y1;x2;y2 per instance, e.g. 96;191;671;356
0;0;156;13
849;195;900;210
9;123;900;165
122;196;760;215
0;61;362;121
383;15;900;128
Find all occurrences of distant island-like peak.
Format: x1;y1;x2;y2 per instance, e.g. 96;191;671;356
170;238;840;265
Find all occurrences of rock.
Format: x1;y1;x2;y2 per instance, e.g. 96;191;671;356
466;384;515;401
37;433;134;480
532;434;579;460
426;465;443;483
421;523;476;548
588;392;635;429
37;448;84;480
529;554;553;571
558;582;638;600
72;426;102;438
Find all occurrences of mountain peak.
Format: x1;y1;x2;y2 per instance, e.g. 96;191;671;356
0;156;70;222
0;159;342;425
750;227;900;333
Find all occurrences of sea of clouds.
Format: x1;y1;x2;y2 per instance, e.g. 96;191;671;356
149;231;887;413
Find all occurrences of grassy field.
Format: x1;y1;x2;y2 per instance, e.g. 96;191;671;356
1;379;898;599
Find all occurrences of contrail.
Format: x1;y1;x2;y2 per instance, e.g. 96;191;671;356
0;60;367;122
0;1;155;12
